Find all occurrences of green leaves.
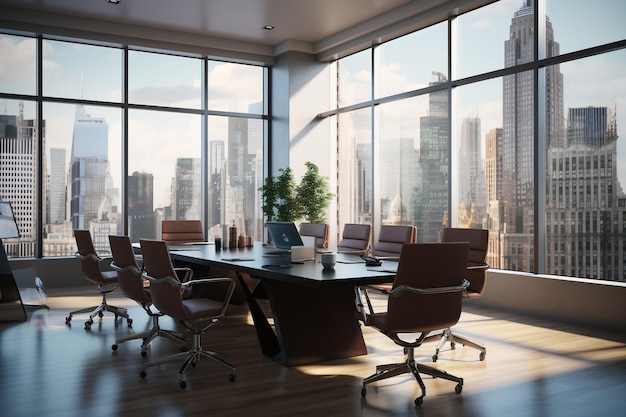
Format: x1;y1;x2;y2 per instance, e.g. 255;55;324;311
260;162;334;223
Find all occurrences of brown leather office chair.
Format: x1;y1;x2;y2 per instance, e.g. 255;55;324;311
356;242;469;406
424;227;489;362
161;220;204;244
337;223;371;254
139;238;236;388
108;235;186;357
65;229;131;330
298;222;329;249
371;225;417;259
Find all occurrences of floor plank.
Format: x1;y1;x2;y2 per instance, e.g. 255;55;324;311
0;289;624;417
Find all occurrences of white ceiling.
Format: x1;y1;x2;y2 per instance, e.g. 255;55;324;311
0;0;482;62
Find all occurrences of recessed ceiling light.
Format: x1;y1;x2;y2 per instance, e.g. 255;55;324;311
108;0;120;4
263;25;275;30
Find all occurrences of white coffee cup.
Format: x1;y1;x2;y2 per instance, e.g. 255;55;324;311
321;252;336;269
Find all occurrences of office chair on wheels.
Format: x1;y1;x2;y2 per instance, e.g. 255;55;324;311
356;242;469;406
424;227;489;362
65;229;131;330
138;238;236;388
108;235;186;357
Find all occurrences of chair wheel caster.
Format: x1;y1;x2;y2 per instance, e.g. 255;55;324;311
99;311;104;318
127;318;133;328
141;350;147;358
84;319;93;330
65;315;72;323
179;380;187;389
479;352;486;361
112;344;118;351
455;382;463;394
450;341;456;350
139;370;147;379
414;396;423;406
432;354;438;362
229;374;236;382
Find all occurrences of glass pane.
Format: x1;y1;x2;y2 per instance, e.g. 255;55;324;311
207;62;264;113
376;96;425;235
128;51;202;109
43;40;122;102
207;115;264;242
0;100;38;258
390;80;450;244
42;102;122;256
375;22;447;98
456;0;528;79
0;33;36;95
337;49;371;108
128;109;201;241
546;49;626;281
337;108;372;233
546;0;626;58
454;77;502;268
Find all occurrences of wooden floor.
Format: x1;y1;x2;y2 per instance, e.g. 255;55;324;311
1;288;625;417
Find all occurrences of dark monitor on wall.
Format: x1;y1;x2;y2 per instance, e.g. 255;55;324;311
0;201;19;239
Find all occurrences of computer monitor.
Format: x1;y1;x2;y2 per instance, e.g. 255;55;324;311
266;221;304;250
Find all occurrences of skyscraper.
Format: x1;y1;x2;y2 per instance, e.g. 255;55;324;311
68;105;118;252
128;171;154;241
0;106;40;257
495;0;563;271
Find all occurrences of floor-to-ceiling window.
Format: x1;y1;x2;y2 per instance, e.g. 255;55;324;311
333;0;626;282
0;33;267;258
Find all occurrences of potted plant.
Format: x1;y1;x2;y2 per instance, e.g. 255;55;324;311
296;161;334;223
260;162;334;223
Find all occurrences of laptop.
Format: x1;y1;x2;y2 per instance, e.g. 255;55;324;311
265;221;304;252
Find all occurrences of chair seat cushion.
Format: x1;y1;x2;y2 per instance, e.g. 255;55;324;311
182;297;225;320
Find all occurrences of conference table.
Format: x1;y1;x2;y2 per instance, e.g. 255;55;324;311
166;242;397;367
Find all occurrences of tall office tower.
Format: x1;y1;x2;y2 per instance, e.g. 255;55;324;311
484;127;504;269
499;0;563;271
356;141;372;223
172;157;201;220
208;140;224;230
0;106;40;257
224;116;260;237
68;104;118;252
546;106;624;281
380;137;418;225
413;72;449;243
458;116;486;228
128;171;154;241
48;148;66;224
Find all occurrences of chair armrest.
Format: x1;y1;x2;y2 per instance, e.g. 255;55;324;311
389;279;469;297
110;262;142;275
182;277;236;315
467;262;489;271
174;267;194;282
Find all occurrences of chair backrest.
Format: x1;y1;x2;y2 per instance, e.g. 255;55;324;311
74;229;109;285
372;225;417;257
109;235;149;304
161;220;204;244
384;242;469;334
337;223;371;252
139;239;188;319
441;227;489;295
298;223;329;248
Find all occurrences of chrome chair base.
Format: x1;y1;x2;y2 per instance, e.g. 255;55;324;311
140;332;236;388
424;327;486;362
112;312;186;357
361;348;463;406
65;291;130;330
